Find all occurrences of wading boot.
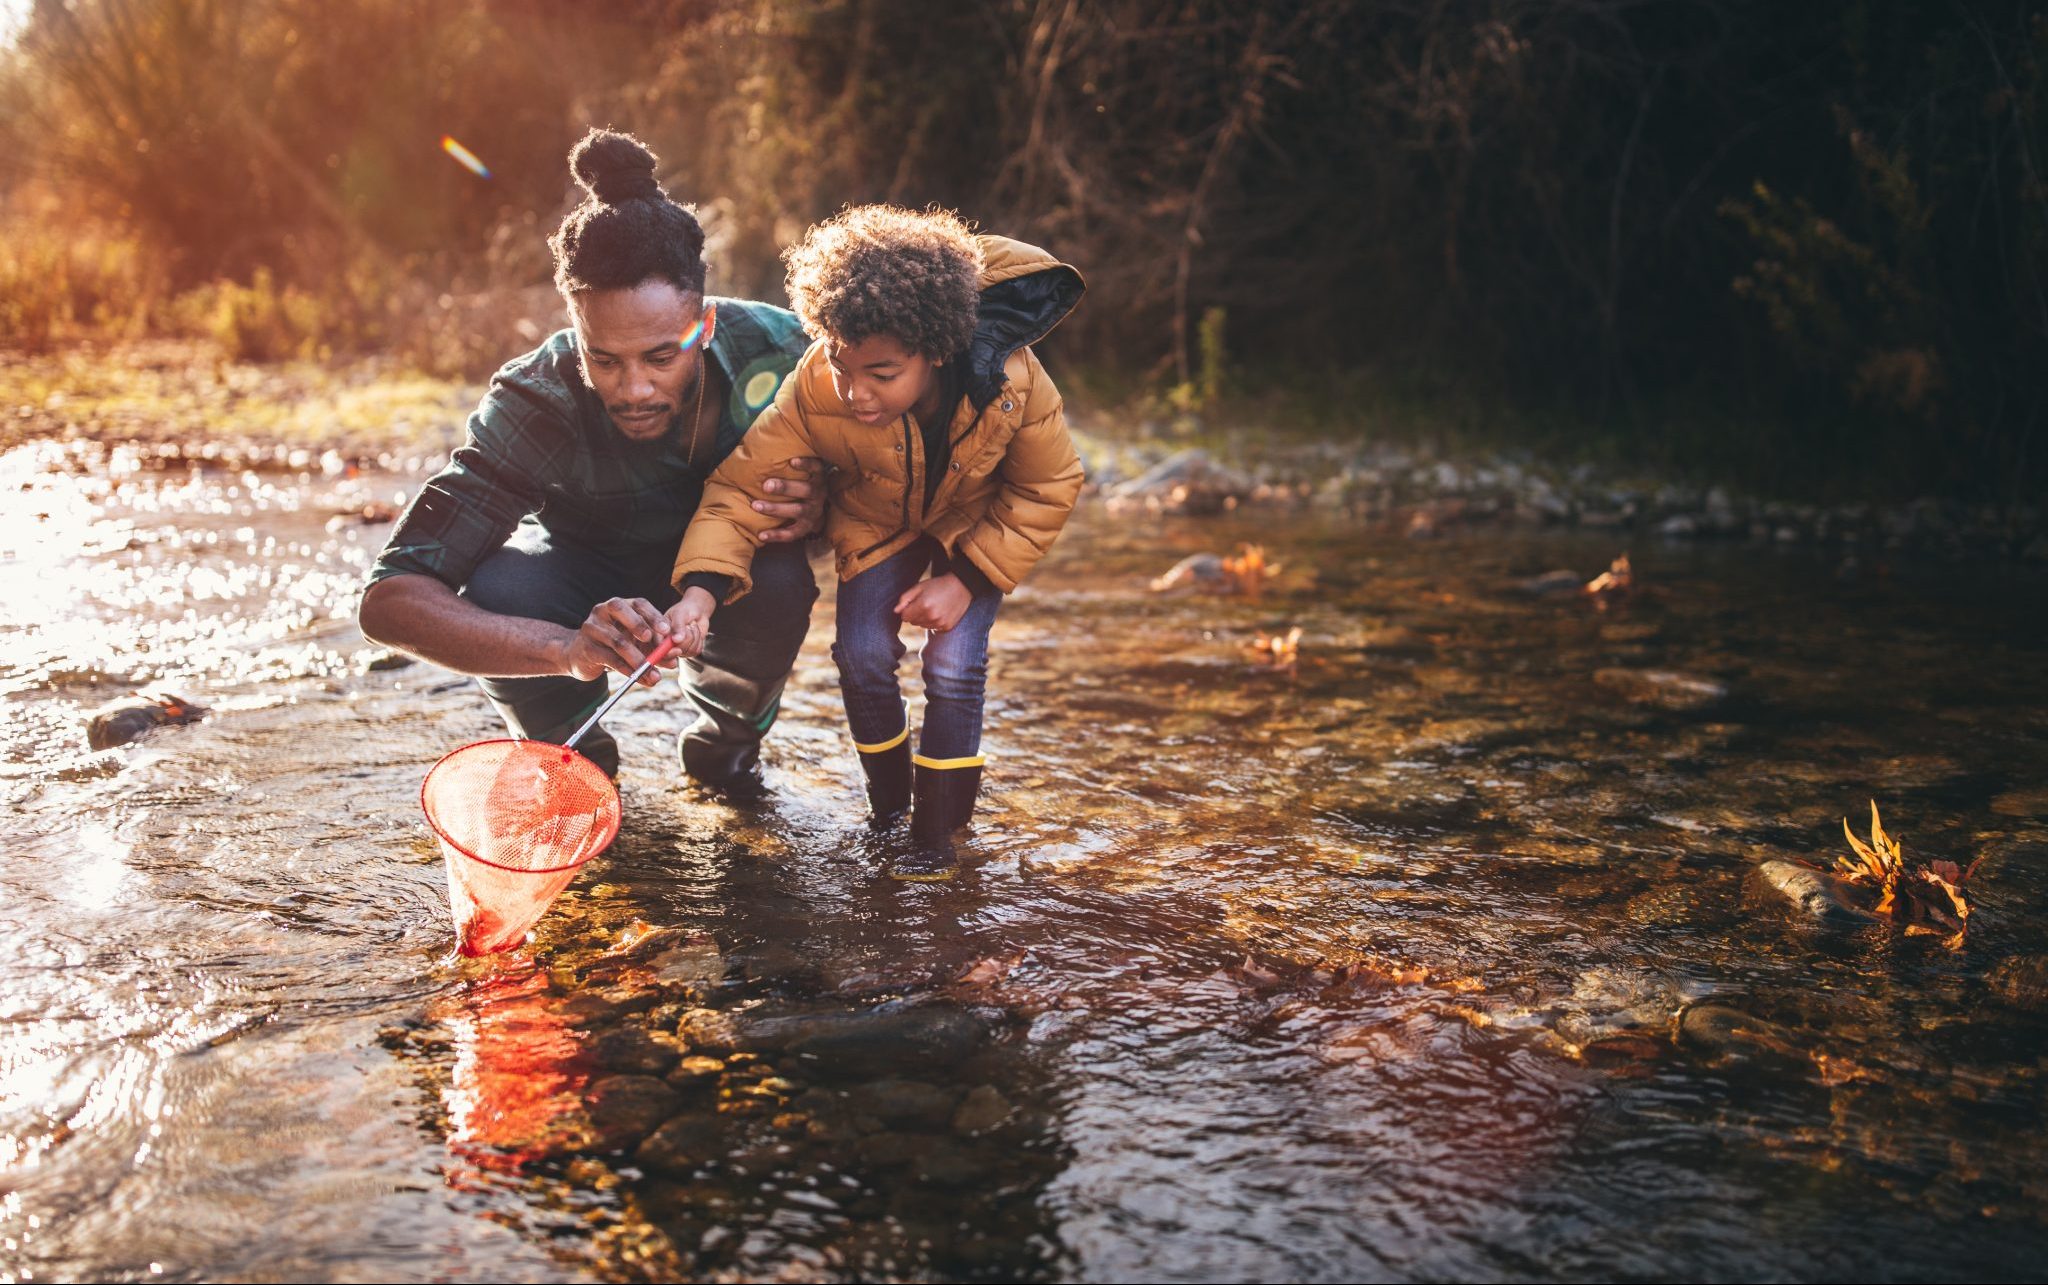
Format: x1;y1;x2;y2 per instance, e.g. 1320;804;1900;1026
889;757;983;883
855;730;912;828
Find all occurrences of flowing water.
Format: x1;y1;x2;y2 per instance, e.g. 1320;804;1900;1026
3;437;2046;1283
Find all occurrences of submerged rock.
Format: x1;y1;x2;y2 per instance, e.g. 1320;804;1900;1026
1149;553;1228;593
1677;1004;1805;1066
634;1113;727;1175
1987;954;2048;1013
1749;860;1879;925
85;693;209;750
586;1075;683;1149
1516;569;1584;596
592;1025;680;1077
950;1085;1014;1135
1592;668;1728;710
738;1003;989;1079
844;1078;961;1130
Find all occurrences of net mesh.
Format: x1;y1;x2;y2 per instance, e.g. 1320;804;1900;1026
422;740;620;955
423;739;620;873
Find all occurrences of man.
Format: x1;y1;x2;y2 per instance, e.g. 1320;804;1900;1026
359;127;822;790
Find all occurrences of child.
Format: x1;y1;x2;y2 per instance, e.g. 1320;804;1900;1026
664;205;1084;881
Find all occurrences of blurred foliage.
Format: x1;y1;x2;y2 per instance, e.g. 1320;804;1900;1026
0;0;2042;499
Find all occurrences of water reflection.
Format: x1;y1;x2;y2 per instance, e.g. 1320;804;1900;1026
3;441;2047;1280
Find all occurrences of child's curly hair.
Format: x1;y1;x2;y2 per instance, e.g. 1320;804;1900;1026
782;205;982;359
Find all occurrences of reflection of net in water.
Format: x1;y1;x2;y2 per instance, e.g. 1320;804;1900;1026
421;740;619;955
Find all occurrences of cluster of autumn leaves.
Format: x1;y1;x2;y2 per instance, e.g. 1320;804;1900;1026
1833;801;1983;948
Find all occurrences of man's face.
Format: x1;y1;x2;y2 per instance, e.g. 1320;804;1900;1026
570;279;714;443
824;334;943;427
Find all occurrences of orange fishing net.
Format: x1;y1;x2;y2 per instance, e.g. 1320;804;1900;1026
421;739;620;956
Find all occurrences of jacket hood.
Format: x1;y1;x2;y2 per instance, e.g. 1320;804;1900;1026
963;234;1084;410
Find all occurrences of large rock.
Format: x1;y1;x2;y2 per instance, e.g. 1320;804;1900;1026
586;1075;683;1149
1677;1004;1805;1065
843;1078;962;1131
634;1113;728;1175
1749;860;1879;925
1592;668;1729;711
950;1085;1014;1135
85;693;209;750
737;1002;988;1080
592;1025;680;1077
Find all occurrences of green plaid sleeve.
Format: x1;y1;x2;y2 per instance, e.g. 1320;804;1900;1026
365;382;563;590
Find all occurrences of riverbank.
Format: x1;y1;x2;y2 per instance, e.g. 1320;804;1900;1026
7;340;2043;564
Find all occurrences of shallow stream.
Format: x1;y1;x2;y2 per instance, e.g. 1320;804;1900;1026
3;439;2046;1282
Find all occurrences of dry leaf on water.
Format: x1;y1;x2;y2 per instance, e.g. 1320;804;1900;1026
1584;554;1634;605
1244;626;1303;671
1832;800;1984;948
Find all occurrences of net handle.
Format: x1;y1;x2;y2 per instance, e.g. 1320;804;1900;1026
564;633;678;750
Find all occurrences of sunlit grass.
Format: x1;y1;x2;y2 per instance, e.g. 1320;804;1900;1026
0;343;477;460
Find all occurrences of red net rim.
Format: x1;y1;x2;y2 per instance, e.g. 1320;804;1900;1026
419;738;620;875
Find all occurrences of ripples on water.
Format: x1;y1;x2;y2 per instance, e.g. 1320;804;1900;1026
2;438;2045;1282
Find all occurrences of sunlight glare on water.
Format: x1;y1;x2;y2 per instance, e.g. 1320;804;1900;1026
2;440;2046;1281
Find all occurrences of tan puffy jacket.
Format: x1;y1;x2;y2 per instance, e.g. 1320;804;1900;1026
671;235;1085;600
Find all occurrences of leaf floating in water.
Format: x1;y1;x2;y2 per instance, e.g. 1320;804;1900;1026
1829;799;1983;948
1584;553;1634;607
1244;626;1303;672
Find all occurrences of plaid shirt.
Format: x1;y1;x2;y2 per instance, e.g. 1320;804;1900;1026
366;298;808;590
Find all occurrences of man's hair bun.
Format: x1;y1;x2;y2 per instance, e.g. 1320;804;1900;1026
569;128;663;205
551;126;707;296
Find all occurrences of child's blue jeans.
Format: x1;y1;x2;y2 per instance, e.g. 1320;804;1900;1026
832;539;1003;761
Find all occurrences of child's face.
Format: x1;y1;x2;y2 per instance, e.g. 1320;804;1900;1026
824;334;944;427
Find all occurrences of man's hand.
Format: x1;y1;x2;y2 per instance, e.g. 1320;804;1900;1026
753;456;828;543
895;574;971;633
663;587;718;659
560;597;676;686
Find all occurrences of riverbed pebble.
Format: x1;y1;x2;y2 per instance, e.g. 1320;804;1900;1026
1749;860;1878;924
586;1075;683;1149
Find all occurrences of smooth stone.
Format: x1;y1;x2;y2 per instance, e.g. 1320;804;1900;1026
950;1085;1013;1135
844;1078;961;1130
1516;569;1583;596
586;1075;683;1149
1987;954;2048;1012
634;1113;727;1175
592;1026;680;1077
737;1003;988;1079
1750;860;1879;925
1592;668;1729;710
854;1130;924;1170
1677;1004;1804;1064
362;648;415;672
665;1054;726;1089
85;694;208;750
677;1008;743;1052
647;943;726;990
913;1137;986;1186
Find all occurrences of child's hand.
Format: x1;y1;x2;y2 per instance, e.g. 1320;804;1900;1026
895;573;971;633
664;587;718;659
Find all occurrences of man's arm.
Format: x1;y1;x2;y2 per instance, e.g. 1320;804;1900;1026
359;575;678;685
358;458;827;683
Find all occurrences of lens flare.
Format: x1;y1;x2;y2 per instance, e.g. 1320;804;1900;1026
677;316;705;352
440;135;491;180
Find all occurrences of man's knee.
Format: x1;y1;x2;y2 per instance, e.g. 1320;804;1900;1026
461;538;587;627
